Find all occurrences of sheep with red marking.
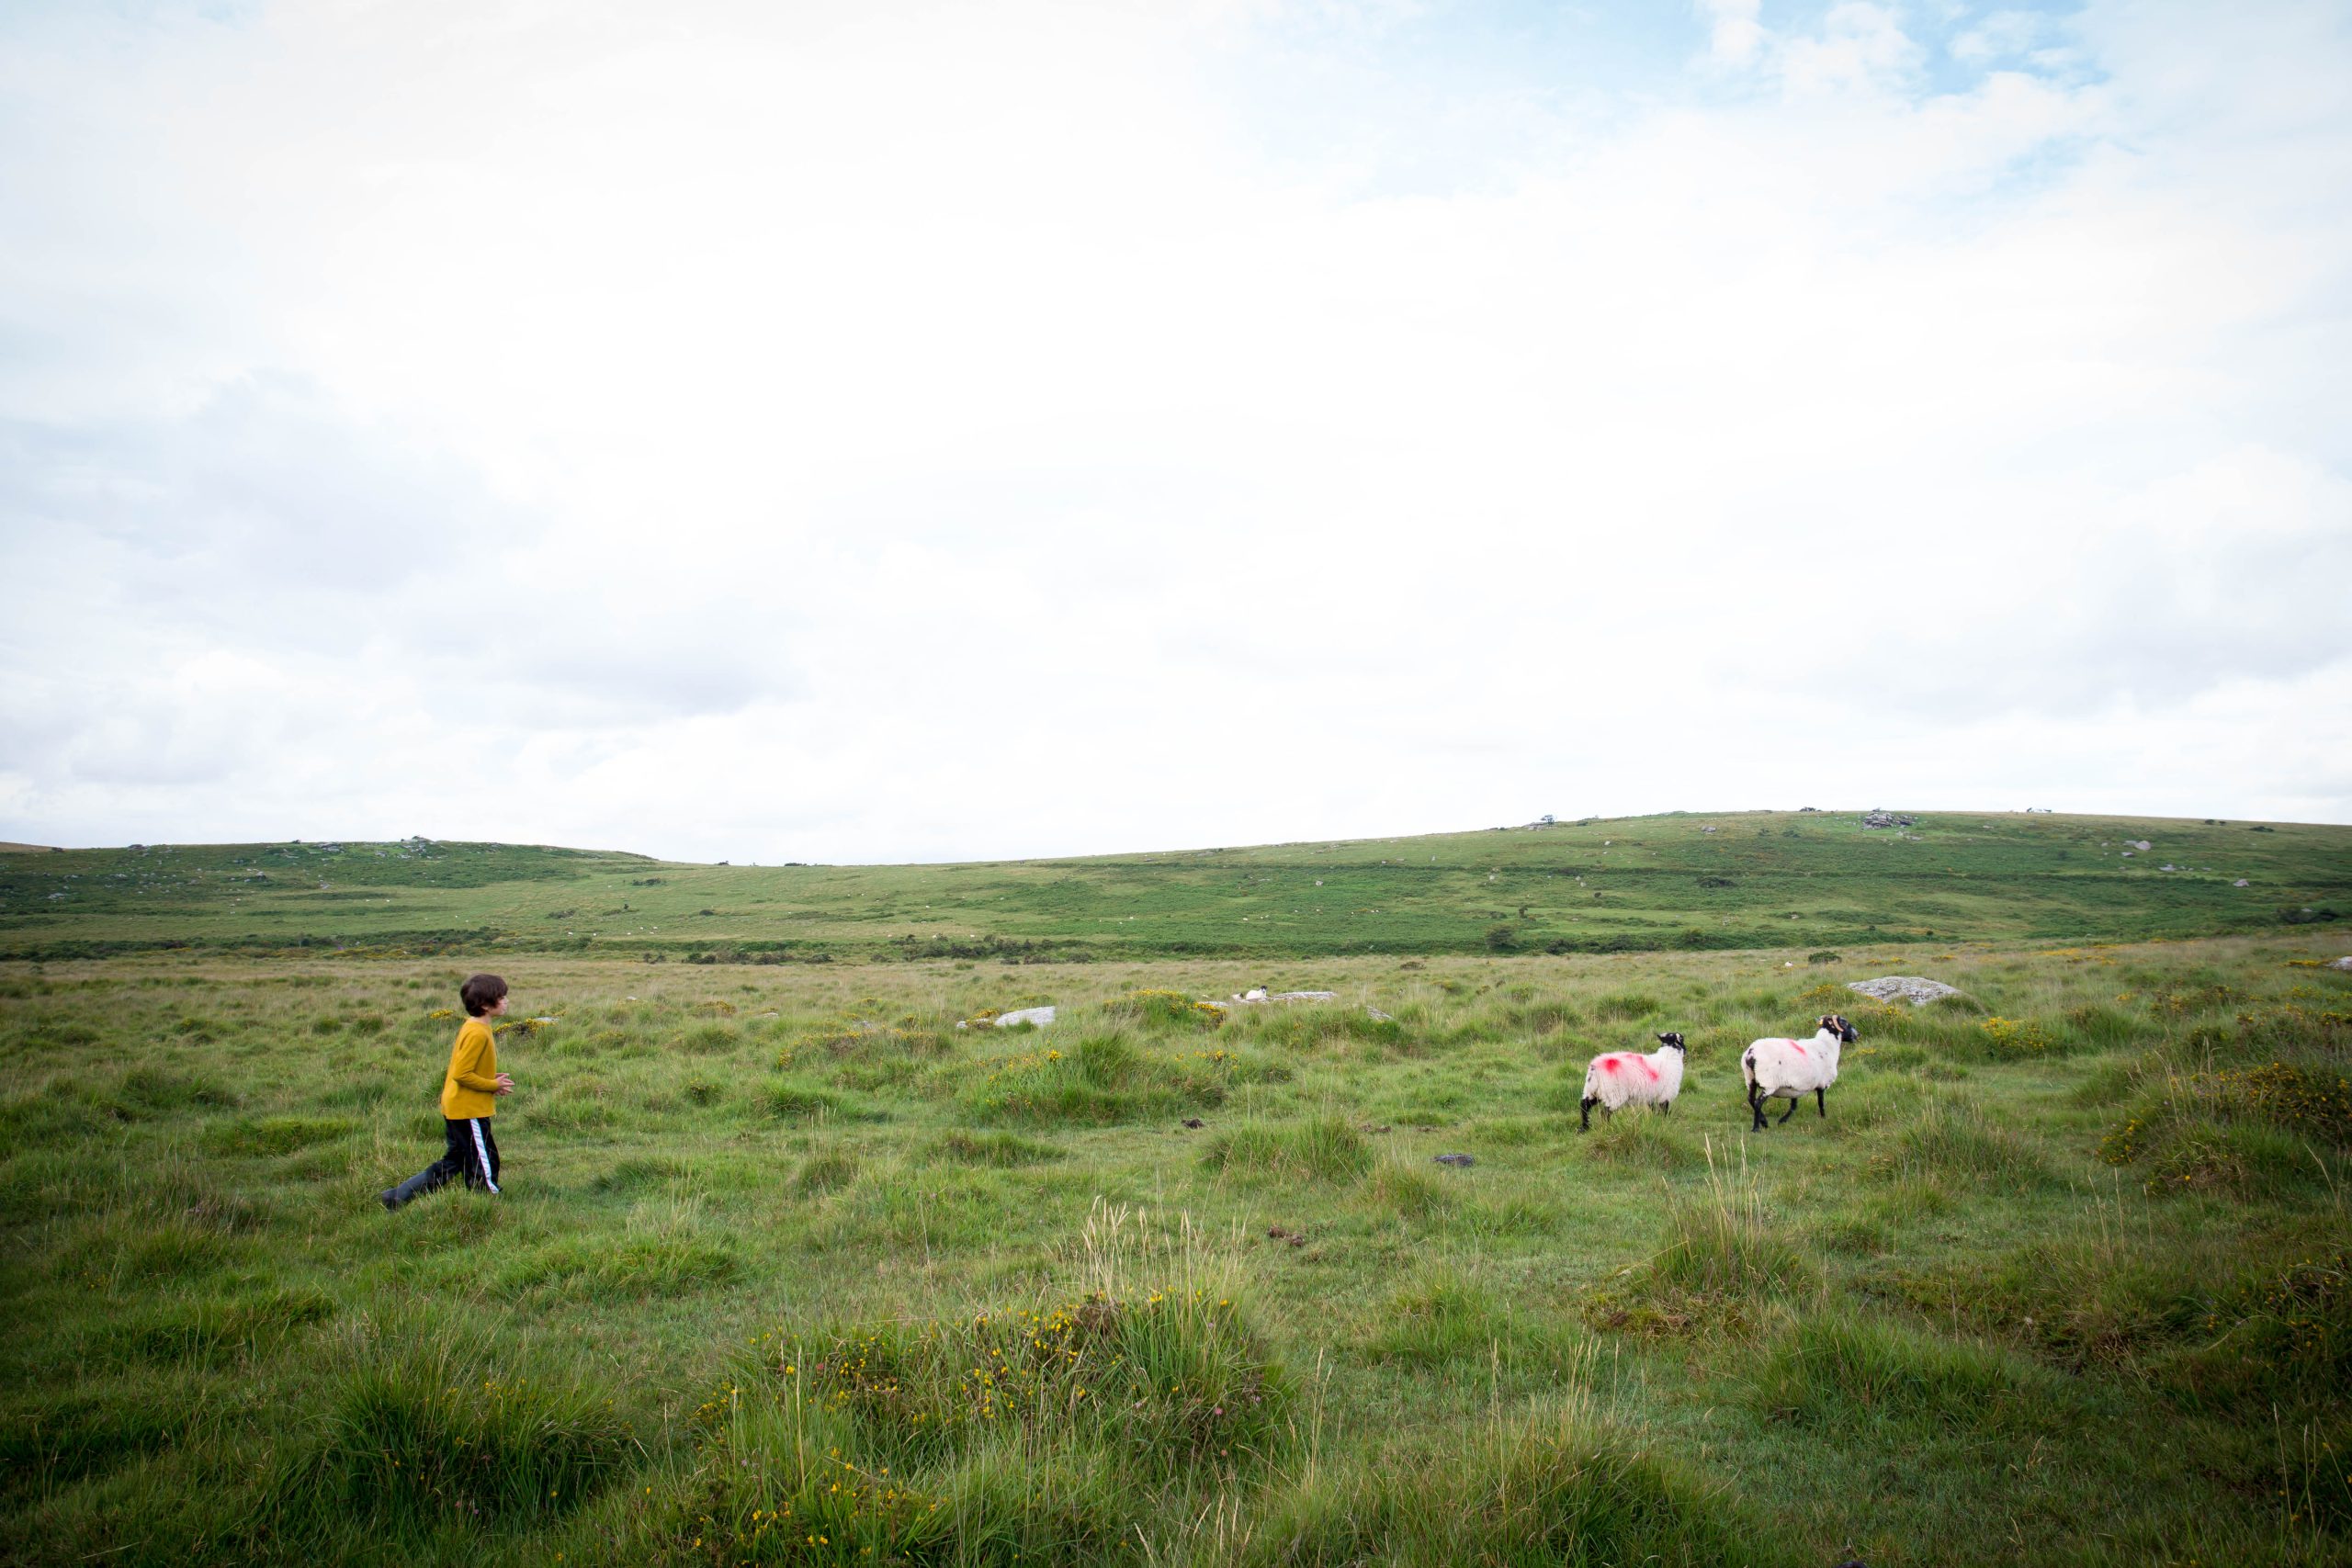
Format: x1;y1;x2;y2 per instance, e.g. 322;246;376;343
1578;1032;1687;1132
1740;1014;1856;1131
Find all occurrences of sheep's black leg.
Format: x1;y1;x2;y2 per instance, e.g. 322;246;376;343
1751;1094;1769;1132
1777;1094;1799;1125
1815;1087;1827;1118
1658;1097;1669;1115
1580;1096;1596;1133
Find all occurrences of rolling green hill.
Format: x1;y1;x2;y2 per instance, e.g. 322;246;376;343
4;808;2346;963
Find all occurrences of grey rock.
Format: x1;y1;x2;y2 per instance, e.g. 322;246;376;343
1433;1153;1476;1168
995;1006;1057;1028
1848;976;1963;1006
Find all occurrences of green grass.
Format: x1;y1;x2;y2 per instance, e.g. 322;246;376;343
6;807;2347;962
4;915;2352;1562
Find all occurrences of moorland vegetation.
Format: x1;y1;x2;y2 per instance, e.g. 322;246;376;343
4;924;2350;1565
5;809;2347;964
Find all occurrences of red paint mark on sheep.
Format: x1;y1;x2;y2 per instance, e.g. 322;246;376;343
1600;1056;1622;1073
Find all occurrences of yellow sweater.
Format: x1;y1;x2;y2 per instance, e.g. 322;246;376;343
440;1019;502;1119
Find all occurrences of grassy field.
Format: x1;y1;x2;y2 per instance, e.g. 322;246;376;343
5;809;2349;964
4;927;2349;1565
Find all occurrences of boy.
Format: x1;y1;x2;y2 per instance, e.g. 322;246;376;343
379;972;515;1210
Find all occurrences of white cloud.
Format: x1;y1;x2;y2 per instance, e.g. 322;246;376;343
1;0;2347;860
1697;0;1765;68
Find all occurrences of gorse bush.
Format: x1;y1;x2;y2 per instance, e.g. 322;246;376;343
1978;1015;2054;1057
2101;1054;2352;1195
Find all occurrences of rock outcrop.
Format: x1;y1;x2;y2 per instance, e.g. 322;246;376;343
1848;976;1963;1006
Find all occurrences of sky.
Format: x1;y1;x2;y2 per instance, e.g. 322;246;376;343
2;0;2347;863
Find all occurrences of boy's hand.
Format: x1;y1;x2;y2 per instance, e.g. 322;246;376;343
494;1073;515;1095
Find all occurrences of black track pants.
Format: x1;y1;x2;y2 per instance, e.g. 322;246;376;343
386;1117;502;1206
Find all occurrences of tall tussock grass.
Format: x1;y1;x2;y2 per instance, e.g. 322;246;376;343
1587;1141;1811;1335
1649;1142;1811;1300
1201;1117;1372;1183
1577;1112;1696;1171
1361;1155;1457;1221
1874;1099;2052;1187
761;1285;1284;1480
1247;1386;1801;1568
670;1205;1286;1562
767;1203;1283;1478
964;1030;1283;1127
263;1323;639;1542
1746;1309;2064;1437
2098;1006;2352;1196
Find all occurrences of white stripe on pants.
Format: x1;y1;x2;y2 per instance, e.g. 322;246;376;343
469;1118;501;1193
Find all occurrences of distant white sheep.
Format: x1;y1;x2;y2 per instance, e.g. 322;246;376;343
1578;1032;1687;1132
1740;1014;1855;1131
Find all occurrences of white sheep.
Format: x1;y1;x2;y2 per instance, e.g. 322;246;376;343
1740;1014;1856;1131
1578;1032;1687;1132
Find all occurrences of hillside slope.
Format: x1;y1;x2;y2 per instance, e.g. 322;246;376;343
2;809;2346;962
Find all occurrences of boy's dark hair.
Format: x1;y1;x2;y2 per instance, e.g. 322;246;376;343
459;974;509;1017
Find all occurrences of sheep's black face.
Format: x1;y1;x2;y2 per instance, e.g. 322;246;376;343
1656;1032;1687;1053
1832;1014;1858;1043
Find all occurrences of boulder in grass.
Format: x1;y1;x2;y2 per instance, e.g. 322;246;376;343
1848;976;1963;1007
958;1004;1057;1030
